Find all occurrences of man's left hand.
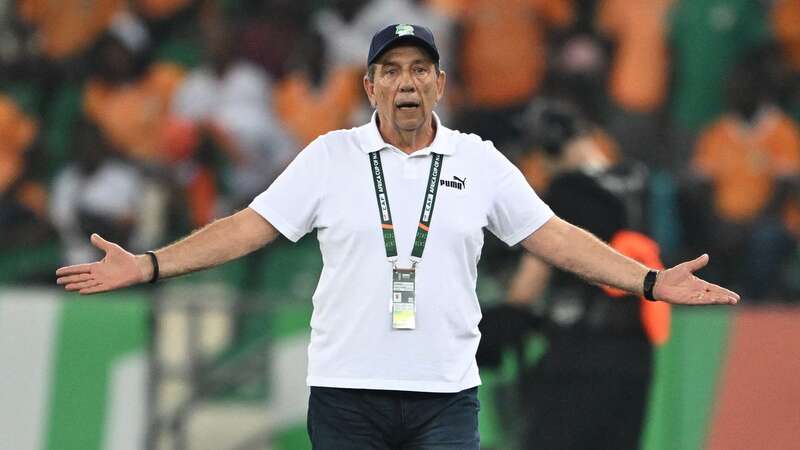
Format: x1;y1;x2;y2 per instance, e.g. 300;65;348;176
653;254;739;305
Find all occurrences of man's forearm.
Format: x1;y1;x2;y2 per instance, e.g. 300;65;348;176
521;216;650;295
137;208;279;281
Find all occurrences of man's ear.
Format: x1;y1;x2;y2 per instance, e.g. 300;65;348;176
363;76;377;108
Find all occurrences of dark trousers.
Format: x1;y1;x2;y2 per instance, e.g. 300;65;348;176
307;386;480;450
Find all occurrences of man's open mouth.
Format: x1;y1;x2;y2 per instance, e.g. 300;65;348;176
396;101;420;110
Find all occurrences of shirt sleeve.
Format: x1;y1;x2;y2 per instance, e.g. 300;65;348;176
484;144;554;246
248;137;328;242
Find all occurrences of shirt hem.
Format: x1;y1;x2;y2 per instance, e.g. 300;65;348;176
307;376;482;393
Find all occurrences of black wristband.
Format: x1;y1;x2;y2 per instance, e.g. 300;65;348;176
643;270;658;301
146;251;159;284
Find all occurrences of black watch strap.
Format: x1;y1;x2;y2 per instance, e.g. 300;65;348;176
643;270;658;301
146;251;159;284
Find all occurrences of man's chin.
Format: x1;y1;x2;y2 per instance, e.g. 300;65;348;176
394;116;427;132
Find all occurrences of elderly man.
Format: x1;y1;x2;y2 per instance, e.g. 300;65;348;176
57;24;738;450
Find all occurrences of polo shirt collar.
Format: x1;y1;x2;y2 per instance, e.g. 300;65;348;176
356;111;456;156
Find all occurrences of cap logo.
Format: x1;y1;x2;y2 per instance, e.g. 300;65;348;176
395;24;414;37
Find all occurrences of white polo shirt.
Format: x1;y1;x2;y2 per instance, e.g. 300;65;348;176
249;113;553;392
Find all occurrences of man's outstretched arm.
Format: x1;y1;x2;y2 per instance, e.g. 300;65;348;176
521;216;740;305
56;208;279;295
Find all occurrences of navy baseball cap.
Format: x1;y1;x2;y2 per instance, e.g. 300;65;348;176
367;24;440;66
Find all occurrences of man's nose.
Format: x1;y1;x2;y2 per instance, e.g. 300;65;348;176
399;70;415;92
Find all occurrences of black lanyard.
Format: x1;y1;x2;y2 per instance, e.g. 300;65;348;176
368;150;444;263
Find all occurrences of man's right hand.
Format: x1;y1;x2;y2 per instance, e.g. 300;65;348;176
56;209;281;295
56;234;151;295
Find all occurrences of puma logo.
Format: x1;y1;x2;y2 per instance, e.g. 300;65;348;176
440;175;467;190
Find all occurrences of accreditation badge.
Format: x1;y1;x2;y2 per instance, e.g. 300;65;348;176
392;268;416;330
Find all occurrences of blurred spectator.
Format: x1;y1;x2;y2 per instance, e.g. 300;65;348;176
171;15;295;211
265;0;374;146
295;0;428;127
237;0;312;79
1;2;40;76
16;0;124;60
542;30;610;129
451;0;574;148
83;12;185;163
685;58;800;299
495;100;668;450
516;111;621;195
0;94;52;248
771;0;800;72
274;32;363;146
598;0;672;114
770;0;800;125
598;0;673;168
668;0;770;162
0;95;37;202
312;0;375;68
49;120;150;265
516;99;646;229
133;0;194;22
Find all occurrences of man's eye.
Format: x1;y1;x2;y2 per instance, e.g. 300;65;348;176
414;67;427;75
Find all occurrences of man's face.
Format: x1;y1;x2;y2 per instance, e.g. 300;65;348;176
364;45;445;134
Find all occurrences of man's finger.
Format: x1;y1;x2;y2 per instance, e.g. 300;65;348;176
90;233;113;252
56;263;94;276
704;281;741;302
712;295;738;305
57;273;92;285
79;284;108;295
684;253;709;273
707;288;739;305
65;279;102;291
714;286;740;302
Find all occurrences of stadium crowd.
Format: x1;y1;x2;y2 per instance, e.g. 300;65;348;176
1;0;799;303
